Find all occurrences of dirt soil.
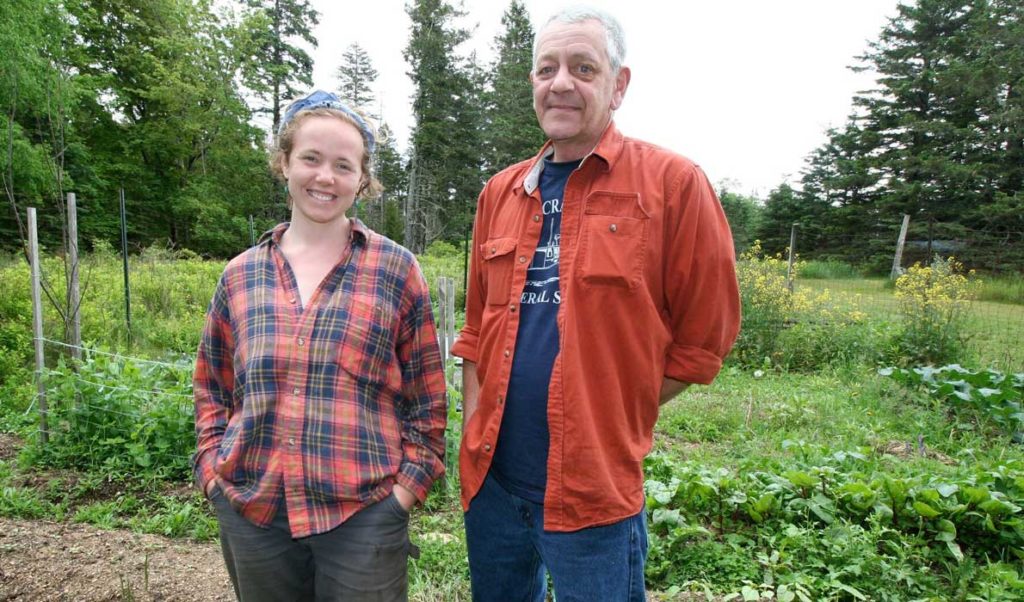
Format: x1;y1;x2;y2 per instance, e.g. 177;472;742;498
0;518;234;601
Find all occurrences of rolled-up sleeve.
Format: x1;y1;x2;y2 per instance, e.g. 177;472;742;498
662;166;741;384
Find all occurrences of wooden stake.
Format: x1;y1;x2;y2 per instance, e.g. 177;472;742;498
67;193;81;361
891;214;911;279
28;208;49;444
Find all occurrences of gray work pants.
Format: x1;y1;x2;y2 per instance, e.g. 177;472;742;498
211;487;414;601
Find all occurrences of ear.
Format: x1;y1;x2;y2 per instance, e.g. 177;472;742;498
280;153;292;180
610;66;631;110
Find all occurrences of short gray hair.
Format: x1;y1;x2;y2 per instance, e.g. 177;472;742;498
533;6;627;72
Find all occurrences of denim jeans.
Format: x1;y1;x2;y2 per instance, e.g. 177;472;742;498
464;473;648;602
211;486;413;601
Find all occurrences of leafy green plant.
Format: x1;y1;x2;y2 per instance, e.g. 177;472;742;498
643;444;1024;599
880;364;1024;441
24;351;194;481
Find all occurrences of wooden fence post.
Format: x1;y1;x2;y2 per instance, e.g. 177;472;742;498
446;277;456;356
67;193;82;361
891;214;911;279
786;223;798;292
119;188;132;347
436;277;449;363
28;208;49;445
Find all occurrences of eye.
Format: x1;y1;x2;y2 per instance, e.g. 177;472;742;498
301;154;318;164
577;64;595;75
536;65;555;77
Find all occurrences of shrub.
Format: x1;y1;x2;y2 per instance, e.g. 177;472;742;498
733;242;793;368
891;256;980;366
734;242;873;371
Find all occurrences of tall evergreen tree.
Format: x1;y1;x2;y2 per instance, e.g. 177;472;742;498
336;43;379;116
238;0;319;134
795;0;1024;271
482;0;545;175
403;0;479;252
374;123;407;243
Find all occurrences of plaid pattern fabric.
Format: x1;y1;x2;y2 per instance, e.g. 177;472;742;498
193;220;447;538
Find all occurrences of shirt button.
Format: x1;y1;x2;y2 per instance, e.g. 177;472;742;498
484;443;492;452
297;338;305;346
288;438;296;446
609;223;618;233
509;304;516;312
504;349;510;358
497;396;504;405
490;246;497;254
292;387;300;395
533;214;541;222
288;296;297;304
518;255;527;263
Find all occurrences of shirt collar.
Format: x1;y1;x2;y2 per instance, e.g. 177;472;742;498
258;219;370;248
520;121;625;195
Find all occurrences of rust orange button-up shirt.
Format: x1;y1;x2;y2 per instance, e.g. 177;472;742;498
451;123;741;532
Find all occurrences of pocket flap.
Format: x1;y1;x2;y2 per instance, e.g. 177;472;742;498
480;237;517;261
584;191;649;219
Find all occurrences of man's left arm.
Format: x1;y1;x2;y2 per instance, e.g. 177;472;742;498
393;261;448;509
659;378;689;405
661;165;742;390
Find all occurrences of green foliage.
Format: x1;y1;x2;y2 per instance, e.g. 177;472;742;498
977;274;1024;305
891;256;981;365
418;241;467;316
881;364;1024;442
0;259;33;395
24;352;194;482
644;446;1024;600
799;259;863;280
718;187;763;256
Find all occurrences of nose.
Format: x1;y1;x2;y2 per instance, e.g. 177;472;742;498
314;163;334;182
550;64;574;93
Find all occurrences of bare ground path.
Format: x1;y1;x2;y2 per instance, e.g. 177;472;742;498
0;517;234;601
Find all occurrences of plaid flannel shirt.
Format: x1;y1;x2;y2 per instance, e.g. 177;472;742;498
193;220;447;538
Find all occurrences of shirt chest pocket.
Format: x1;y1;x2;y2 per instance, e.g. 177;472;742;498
480;237;518;305
334;296;403;392
577;191;650;290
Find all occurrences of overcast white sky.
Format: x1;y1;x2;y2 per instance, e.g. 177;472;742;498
308;0;901;198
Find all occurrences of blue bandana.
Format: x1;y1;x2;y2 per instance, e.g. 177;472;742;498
278;90;376;155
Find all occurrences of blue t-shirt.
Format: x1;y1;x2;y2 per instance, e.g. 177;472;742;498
491;157;580;503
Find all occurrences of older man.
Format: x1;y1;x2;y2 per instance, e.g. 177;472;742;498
450;6;741;600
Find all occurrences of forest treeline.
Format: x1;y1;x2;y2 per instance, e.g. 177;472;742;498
3;0;1022;272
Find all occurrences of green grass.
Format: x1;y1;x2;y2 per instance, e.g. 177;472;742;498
977;273;1024;305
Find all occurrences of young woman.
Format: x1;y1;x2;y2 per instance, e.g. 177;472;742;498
193;90;447;601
